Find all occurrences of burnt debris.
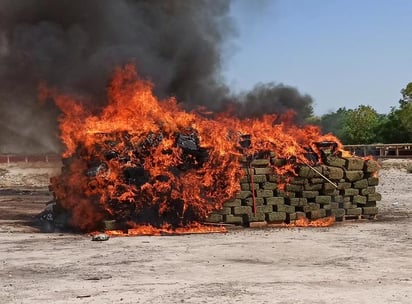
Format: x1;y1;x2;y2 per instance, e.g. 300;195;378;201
47;129;217;231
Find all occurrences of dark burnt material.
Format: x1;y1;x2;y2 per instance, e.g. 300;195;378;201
49;130;213;231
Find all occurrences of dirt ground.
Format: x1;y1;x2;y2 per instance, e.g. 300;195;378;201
0;160;411;304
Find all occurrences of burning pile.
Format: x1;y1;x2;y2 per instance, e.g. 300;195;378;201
43;65;358;234
207;147;381;227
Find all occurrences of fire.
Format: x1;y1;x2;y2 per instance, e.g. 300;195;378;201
43;64;345;234
282;216;335;227
102;223;227;237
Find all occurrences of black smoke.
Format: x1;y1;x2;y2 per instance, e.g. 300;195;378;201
0;0;313;153
233;83;314;122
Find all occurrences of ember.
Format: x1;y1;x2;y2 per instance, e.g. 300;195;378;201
43;64;348;234
281;216;336;227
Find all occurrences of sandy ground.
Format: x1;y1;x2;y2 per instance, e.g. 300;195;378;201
0;160;411;304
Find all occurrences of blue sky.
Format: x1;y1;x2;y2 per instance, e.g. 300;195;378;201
224;0;412;115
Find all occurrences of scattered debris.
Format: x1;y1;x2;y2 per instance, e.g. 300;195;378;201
91;233;110;241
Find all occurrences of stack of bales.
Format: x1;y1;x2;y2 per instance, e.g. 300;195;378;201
206;153;381;226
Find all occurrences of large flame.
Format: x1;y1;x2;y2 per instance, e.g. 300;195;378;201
44;64;345;233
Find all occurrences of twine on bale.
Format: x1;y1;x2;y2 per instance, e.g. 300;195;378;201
305;162;338;188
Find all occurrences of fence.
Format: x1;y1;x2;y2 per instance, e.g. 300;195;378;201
0;154;61;164
344;144;412;158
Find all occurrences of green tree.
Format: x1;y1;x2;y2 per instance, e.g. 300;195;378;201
342;105;380;144
401;82;412;102
319;107;349;140
399;82;412;139
398;102;412;134
305;115;321;126
377;83;412;143
377;105;411;143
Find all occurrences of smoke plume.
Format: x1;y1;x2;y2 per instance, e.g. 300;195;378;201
233;83;314;122
0;0;313;153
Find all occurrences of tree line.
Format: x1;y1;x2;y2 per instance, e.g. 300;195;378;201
308;82;412;144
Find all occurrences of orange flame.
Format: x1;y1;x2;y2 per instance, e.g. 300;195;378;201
281;216;335;227
101;223;226;236
43;64;345;232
